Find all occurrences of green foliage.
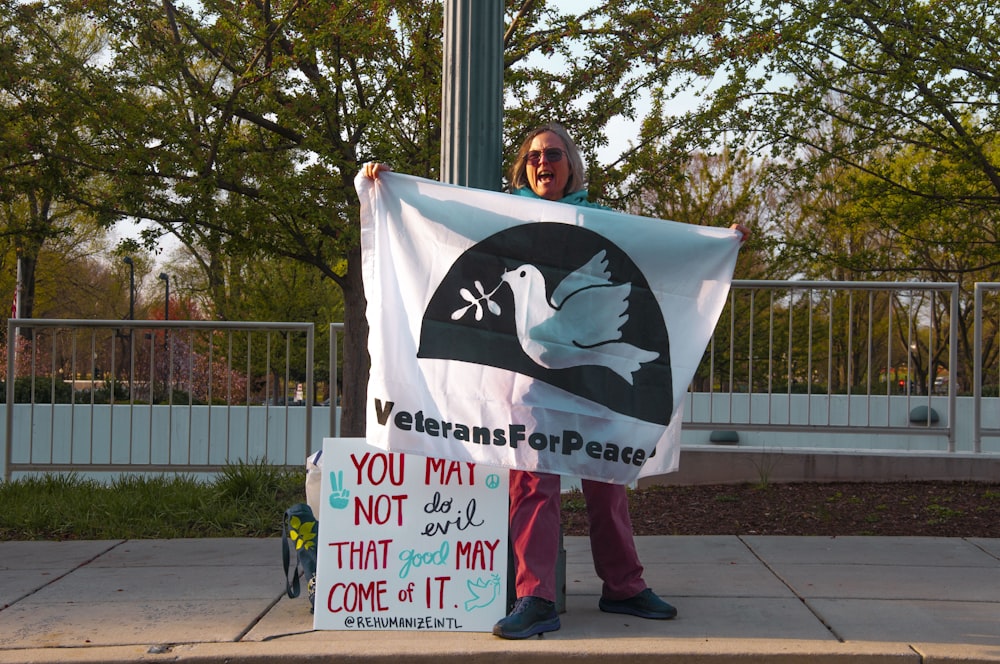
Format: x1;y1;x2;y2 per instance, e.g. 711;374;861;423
81;382;132;404
0;376;75;403
560;488;586;512
0;377;138;405
214;458;296;503
5;0;1000;430
694;0;1000;276
925;502;963;525
0;1;111;321
0;464;307;540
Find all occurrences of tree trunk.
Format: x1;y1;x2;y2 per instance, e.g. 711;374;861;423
340;243;369;437
16;252;37;340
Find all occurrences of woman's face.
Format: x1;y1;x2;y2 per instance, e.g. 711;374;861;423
525;131;571;201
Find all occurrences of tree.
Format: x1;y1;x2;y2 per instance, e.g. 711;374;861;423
11;0;1000;417
26;0;450;434
16;0;767;435
673;0;1000;275
675;0;1000;390
772;135;1000;392
628;147;775;280
163;244;345;401
0;2;109;331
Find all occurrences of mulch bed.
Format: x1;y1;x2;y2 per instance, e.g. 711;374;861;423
560;481;1000;538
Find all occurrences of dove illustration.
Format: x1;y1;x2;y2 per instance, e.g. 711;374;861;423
500;249;659;385
465;574;501;611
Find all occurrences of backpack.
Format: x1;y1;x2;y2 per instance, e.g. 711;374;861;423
282;502;319;612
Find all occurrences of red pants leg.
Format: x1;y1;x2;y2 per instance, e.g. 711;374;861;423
508;469;560;602
582;479;647;600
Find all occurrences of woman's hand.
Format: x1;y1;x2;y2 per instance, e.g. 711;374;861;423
363;162;392;180
729;223;751;244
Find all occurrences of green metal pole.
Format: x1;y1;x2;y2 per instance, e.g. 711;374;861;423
440;0;503;191
440;0;566;615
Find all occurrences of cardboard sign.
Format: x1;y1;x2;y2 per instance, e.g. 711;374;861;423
313;438;509;631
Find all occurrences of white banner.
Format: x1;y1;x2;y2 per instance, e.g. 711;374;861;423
358;172;740;484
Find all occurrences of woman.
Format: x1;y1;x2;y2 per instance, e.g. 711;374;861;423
363;123;749;640
496;123;678;639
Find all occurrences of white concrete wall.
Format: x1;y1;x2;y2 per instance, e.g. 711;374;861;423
3;404;333;479
3;396;998;480
682;394;1000;454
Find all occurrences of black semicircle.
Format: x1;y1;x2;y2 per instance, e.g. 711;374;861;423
418;222;672;425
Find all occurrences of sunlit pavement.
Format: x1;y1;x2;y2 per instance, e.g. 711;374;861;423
2;536;999;663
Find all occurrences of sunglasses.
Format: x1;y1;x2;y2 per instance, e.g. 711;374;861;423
525;148;565;165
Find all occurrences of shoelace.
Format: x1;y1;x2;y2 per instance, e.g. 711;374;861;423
511;597;545;614
511;598;531;614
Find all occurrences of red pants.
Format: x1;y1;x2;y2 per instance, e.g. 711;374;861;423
509;469;647;603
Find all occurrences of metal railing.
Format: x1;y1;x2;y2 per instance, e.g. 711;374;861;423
4;281;999;481
684;280;964;452
5;319;316;480
974;283;1000;452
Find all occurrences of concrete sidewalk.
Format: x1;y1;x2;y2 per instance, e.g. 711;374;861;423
1;536;999;663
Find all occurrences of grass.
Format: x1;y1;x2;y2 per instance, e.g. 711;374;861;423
561;488;586;512
925;502;964;525
713;493;741;503
0;460;306;540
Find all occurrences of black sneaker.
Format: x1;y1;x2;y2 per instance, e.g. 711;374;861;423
492;596;560;639
599;588;677;620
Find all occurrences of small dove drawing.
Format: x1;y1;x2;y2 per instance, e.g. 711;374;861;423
500;249;659;385
465;574;501;611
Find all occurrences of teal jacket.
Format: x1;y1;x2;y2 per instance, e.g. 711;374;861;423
512;186;611;211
